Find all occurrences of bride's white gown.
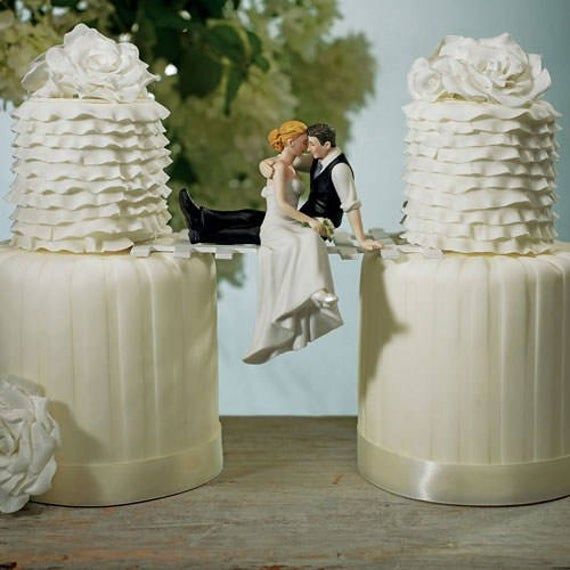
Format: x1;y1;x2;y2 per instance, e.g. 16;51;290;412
242;177;343;364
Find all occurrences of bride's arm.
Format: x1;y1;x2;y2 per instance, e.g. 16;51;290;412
273;163;323;233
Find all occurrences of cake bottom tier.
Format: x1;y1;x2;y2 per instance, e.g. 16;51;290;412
358;434;570;506
358;242;570;505
40;430;222;506
0;245;222;506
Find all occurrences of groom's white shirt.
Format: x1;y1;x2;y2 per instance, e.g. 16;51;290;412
314;147;362;212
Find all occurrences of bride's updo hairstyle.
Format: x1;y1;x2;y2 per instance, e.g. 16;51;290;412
267;120;307;151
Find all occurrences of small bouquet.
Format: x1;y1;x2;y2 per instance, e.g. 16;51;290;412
305;217;335;241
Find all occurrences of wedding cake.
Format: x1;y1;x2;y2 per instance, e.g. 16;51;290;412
0;24;222;506
401;33;559;254
9;24;172;253
358;34;570;505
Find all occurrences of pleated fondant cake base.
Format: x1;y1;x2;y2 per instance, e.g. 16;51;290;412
0;245;222;506
358;243;570;505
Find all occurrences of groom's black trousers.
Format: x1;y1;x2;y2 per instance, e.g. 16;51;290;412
199;203;331;245
200;207;266;245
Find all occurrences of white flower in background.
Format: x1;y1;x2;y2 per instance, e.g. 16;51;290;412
0;10;15;31
0;376;61;514
0;16;61;108
408;33;551;107
21;23;159;102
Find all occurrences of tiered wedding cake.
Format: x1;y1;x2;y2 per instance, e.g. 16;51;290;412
401;34;559;254
0;24;222;506
358;34;570;505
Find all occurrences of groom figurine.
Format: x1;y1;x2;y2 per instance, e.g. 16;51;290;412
179;123;382;251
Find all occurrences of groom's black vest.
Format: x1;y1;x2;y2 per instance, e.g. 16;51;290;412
300;152;353;228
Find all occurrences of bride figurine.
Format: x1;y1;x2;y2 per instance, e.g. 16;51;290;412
242;120;343;365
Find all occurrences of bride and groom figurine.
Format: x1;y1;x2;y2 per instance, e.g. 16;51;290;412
179;121;382;365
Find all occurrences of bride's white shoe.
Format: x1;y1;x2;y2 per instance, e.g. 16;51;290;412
311;289;338;309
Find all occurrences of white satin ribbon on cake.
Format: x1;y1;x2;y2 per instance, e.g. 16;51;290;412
358;433;570;506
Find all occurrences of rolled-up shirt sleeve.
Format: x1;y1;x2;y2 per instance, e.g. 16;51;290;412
331;162;362;212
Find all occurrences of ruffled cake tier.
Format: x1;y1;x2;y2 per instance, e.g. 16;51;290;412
8;97;173;253
401;100;560;255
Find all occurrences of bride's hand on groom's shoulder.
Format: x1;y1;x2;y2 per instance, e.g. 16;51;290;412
259;157;277;179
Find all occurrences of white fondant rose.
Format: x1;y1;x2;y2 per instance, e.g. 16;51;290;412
408;57;445;102
22;23;159;102
408;33;551;107
0;376;61;514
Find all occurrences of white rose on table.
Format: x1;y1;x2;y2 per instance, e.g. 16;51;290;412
22;23;159;102
408;33;551;107
0;376;61;514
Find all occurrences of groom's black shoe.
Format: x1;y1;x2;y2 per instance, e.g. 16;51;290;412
179;188;204;244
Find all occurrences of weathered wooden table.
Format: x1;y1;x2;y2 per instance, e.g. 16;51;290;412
1;416;569;569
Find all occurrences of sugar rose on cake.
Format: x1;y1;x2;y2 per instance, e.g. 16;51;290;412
21;23;159;102
408;33;551;107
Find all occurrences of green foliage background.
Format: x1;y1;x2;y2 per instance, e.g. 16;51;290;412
0;0;376;286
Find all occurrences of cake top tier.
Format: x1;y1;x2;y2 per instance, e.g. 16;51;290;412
21;24;159;103
408;33;551;108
